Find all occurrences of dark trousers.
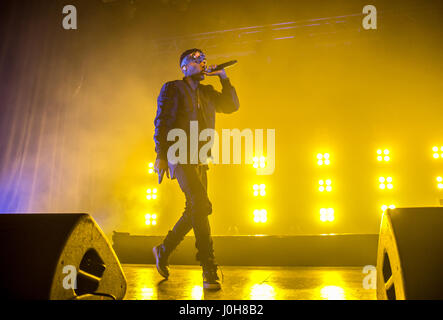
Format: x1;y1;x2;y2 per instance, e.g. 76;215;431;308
162;164;215;265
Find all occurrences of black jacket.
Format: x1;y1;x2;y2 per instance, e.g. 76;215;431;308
154;77;240;178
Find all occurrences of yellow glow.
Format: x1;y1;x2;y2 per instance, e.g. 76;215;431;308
326;179;331;185
386;177;392;183
151;220;157;226
250;283;276;300
433;146;439;152
389;205;395;209
377;149;382;155
324;153;330;159
152;194;157;199
151;214;157;219
324;159;330;165
377;156;383;161
148;162;154;168
326;186;332;192
319;180;324;185
387;183;393;189
145;220;151;225
145;214;151;219
319;186;325;192
253;191;259;196
260;184;265;190
381;205;387;211
260;190;266;196
384;156;390;161
191;286;203;300
146;195;152;200
153;188;157;193
320;208;334;222
320;286;345;300
148;169;154;174
140;287;154;300
434;153;440;159
259;163;265;168
383;149;389;155
438;183;443;189
437;177;443;182
253;184;259;190
317;153;323;160
379;184;386;189
253;209;267;223
379;177;385;183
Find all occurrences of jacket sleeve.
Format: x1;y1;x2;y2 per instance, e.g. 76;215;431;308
153;81;179;161
210;78;240;114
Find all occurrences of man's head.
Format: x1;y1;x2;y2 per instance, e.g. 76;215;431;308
180;48;207;80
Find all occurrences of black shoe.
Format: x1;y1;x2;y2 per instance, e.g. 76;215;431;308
202;262;221;290
153;245;169;279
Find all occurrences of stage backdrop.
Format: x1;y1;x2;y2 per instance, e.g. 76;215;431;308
0;0;442;237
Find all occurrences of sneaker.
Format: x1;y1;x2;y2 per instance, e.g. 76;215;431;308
202;263;221;290
152;245;169;279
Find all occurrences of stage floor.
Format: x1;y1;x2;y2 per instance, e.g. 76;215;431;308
122;264;376;300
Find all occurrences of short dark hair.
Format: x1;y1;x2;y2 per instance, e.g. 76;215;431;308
179;48;203;67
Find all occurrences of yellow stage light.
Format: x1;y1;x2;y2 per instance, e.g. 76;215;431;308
145;213;157;226
381;204;395;212
148;162;155;174
253;156;266;168
379;177;393;189
320;208;334;222
377;149;390;161
317;153;330;165
319;179;332;192
253;209;267;223
432;146;443;159
146;187;158;200
253;184;266;196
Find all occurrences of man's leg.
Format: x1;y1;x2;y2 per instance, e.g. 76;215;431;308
174;164;220;289
153;203;193;279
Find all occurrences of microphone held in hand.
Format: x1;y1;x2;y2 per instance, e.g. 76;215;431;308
207;60;237;72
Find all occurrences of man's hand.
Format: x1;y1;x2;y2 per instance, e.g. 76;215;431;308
154;158;169;183
204;65;228;79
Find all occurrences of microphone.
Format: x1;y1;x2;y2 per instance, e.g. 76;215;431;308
206;60;237;72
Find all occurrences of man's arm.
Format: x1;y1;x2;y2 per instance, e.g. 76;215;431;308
153;81;179;162
212;77;240;114
204;68;240;114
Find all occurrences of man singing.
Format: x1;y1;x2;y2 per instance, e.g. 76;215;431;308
152;48;240;290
